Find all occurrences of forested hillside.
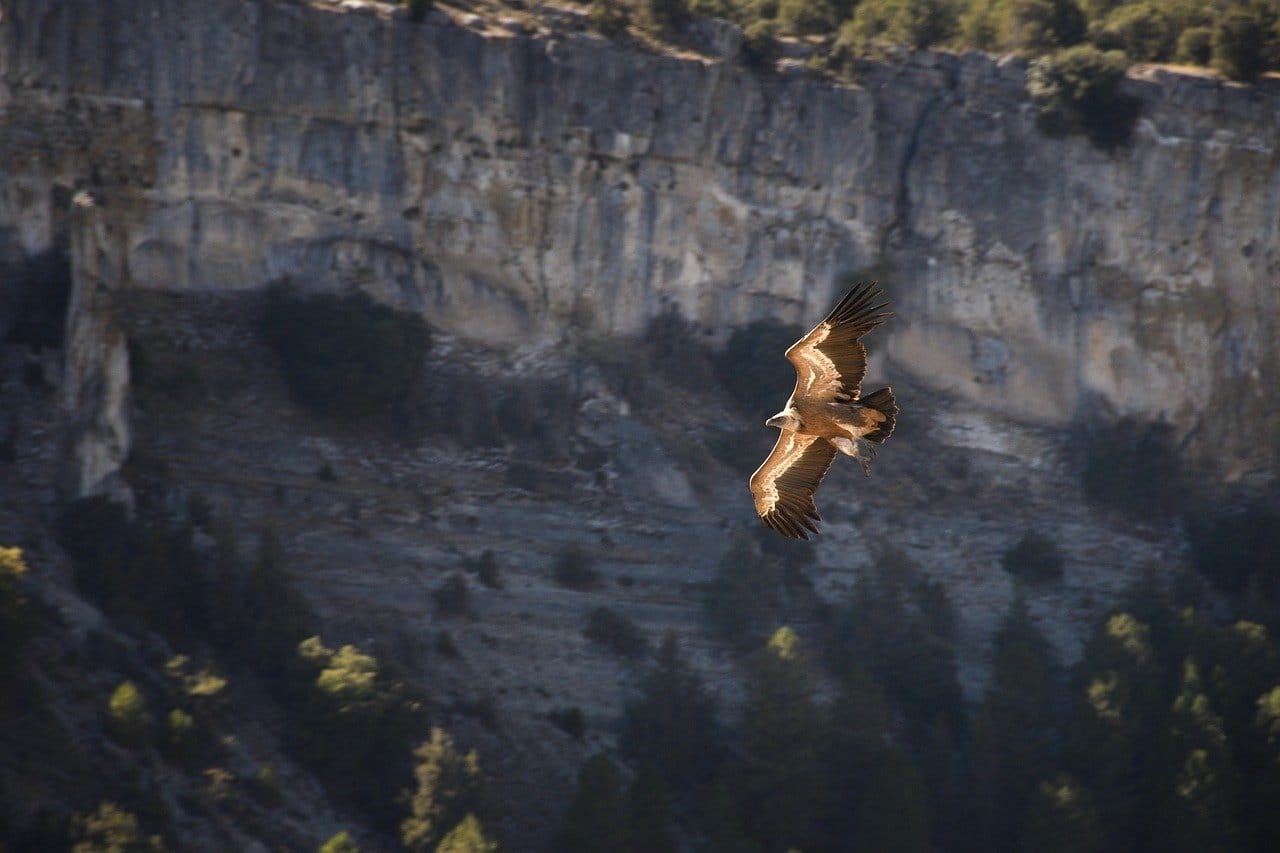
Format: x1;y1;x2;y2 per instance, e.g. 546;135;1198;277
4;284;1280;850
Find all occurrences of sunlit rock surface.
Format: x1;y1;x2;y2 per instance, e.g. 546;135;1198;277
3;0;1278;483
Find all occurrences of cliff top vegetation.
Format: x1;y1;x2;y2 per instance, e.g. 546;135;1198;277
495;0;1280;83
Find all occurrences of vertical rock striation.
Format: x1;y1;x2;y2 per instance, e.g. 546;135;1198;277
59;193;132;502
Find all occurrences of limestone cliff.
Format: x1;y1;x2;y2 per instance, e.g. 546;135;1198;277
10;5;1280;845
3;0;1278;482
59;193;133;502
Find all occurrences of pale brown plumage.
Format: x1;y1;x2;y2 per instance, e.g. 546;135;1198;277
750;282;897;539
749;432;837;539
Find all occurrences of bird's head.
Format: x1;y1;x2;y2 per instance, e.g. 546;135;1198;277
766;411;802;431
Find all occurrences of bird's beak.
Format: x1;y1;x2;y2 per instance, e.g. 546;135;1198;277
766;415;786;429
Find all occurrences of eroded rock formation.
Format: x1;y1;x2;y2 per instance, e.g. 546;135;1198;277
3;0;1278;489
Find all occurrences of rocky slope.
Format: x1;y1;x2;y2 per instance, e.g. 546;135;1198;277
0;282;1178;848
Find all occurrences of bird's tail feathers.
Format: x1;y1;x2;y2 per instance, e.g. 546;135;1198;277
861;387;896;444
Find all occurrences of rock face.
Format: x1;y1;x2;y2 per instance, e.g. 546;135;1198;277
3;0;1279;486
8;9;1273;840
59;194;133;503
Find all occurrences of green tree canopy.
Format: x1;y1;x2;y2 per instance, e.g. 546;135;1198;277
1001;530;1065;583
1159;659;1244;851
434;814;498;853
1000;0;1088;52
1213;5;1273;81
401;728;482;852
262;283;431;418
620;632;722;793
69;802;164;853
777;0;843;35
288;636;428;828
841;0;962;53
827;550;966;734
318;831;360;853
1060;611;1165;843
0;546;28;676
848;744;933;853
627;764;676;853
716;318;804;419
555;754;631;853
823;662;932;850
1018;775;1104;853
970;596;1059;851
735;627;828;851
584;607;650;659
702;532;789;648
1027;44;1138;149
106;681;149;746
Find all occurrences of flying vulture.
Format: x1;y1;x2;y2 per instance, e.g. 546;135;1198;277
749;281;897;539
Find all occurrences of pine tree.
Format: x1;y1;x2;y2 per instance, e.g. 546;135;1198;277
435;814;498;853
736;627;828;852
1252;687;1280;846
106;681;149;746
1159;659;1244;852
0;547;28;677
697;777;764;853
1060;611;1164;847
627;764;675;853
702;533;786;648
848;744;932;853
401;729;481;852
969;596;1058;851
69;802;164;852
318;831;359;853
827;551;965;736
1018;775;1104;853
620;632;721;794
248;524;310;673
555;754;631;853
1203;621;1280;758
821;658;934;850
917;711;966;850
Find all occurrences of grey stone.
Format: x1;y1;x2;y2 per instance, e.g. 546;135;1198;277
2;0;1278;489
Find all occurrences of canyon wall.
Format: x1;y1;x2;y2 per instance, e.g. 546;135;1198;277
3;0;1279;487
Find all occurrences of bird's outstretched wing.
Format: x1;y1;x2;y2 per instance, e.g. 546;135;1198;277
749;431;838;540
785;281;892;404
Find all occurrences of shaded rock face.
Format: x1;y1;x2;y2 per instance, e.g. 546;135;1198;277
60;197;132;503
2;0;1279;485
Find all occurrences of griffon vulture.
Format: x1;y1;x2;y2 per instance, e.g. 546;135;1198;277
749;282;897;539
